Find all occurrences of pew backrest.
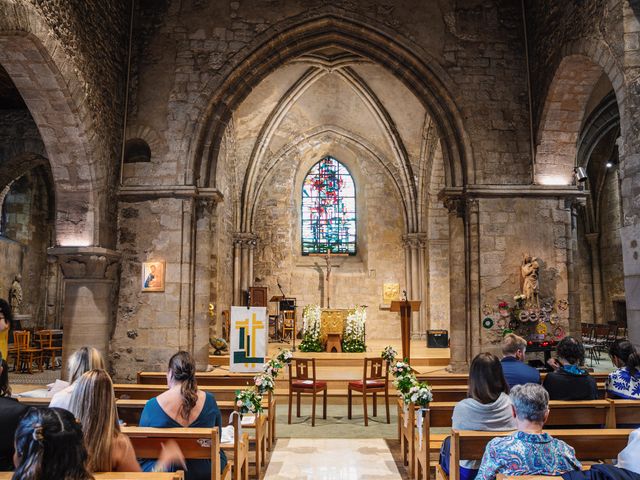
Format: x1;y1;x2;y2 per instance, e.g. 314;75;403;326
0;474;183;480
137;372;254;387
122;426;221;480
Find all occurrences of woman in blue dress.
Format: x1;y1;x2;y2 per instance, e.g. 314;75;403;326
606;339;640;400
139;351;227;478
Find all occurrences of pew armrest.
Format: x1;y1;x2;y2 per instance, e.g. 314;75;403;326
435;464;448;480
221;463;232;480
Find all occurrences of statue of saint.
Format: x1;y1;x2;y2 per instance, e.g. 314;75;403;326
520;254;539;307
9;274;23;314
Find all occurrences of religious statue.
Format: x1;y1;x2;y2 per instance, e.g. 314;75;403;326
10;274;23;314
520;254;539;307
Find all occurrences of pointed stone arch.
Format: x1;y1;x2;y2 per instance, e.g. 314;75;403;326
188;13;472;194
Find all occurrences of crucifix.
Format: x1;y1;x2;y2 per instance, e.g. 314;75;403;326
310;250;347;308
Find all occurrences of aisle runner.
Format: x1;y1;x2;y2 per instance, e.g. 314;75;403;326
264;438;402;479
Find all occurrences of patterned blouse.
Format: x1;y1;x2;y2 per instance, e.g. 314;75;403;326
606;367;640;400
475;431;581;480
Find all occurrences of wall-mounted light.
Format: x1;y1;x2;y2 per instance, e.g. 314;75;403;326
606;161;614;169
574;167;588;183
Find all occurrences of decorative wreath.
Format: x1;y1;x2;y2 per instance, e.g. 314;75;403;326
556;299;569;311
482;317;494;329
554;326;566;339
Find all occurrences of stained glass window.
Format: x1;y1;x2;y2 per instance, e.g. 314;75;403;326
302;156;356;255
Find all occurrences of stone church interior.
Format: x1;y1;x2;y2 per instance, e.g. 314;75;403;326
0;0;640;479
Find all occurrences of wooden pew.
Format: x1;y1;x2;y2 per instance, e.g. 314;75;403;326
0;474;184;480
137;372;255;387
398;399;416;478
113;384;277;453
606;399;640;428
413;400;613;480
122;423;242;480
418;384;607;403
440;429;633;480
417;372;609;387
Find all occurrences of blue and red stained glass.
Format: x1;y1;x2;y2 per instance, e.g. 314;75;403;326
302;157;356;255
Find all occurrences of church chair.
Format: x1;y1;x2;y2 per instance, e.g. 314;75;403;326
288;357;327;427
13;330;43;374
34;330;62;370
347;357;390;426
281;310;296;342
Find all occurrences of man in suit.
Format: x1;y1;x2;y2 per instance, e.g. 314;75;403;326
501;333;541;387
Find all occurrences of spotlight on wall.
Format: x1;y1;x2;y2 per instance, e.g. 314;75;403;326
606;161;614;169
574;167;588;183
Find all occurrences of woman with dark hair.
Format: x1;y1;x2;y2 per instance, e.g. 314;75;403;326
0;299;12;360
0;352;28;471
12;407;93;480
440;353;516;480
543;336;597;400
606;339;640;399
139;351;226;479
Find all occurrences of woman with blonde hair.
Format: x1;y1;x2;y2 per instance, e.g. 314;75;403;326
50;346;105;410
69;369;184;473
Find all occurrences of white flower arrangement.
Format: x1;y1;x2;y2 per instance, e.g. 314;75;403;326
263;358;283;378
405;382;433;407
300;304;323;351
390;361;412;378
343;305;367;352
276;349;293;365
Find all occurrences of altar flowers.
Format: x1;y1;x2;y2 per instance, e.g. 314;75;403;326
342;305;367;352
300;304;323;352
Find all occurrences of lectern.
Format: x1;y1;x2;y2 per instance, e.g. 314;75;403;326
390;301;421;363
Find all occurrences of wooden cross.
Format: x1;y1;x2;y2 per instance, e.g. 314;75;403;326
310;250;348;308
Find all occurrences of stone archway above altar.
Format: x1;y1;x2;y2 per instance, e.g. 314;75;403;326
300;305;367;352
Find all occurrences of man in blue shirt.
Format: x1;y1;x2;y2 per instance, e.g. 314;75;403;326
500;333;541;387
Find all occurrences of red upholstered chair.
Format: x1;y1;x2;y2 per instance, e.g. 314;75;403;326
348;357;390;426
288;358;327;427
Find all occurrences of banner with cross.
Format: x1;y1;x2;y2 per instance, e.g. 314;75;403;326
229;306;268;373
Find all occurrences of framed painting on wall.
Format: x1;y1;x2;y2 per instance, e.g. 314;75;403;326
141;261;165;292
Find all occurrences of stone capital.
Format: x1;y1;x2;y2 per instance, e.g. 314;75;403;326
233;232;258;248
47;246;121;281
442;196;466;217
402;232;428;249
584;232;600;247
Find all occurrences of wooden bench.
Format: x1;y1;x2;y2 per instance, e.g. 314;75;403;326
606;399;640;428
137;372;255;387
122;422;244;480
416;372;609;387
16;396;267;478
438;429;634;480
411;399;614;480
114;384;277;452
0;474;184;480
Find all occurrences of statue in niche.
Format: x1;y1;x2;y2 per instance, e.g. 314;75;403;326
520;254;539;307
10;274;23;314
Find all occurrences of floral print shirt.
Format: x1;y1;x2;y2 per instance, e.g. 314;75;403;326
475;431;581;480
606;367;640;400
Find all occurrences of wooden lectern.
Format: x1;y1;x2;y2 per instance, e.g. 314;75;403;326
390;301;421;363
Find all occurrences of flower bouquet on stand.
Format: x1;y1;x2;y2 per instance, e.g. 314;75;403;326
235;389;264;416
276;349;293;365
263;358;283;378
299;305;323;352
253;372;275;395
381;345;397;365
407;381;433;449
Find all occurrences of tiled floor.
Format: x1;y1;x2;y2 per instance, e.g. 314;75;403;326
263;438;403;479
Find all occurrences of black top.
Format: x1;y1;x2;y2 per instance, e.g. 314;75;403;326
0;397;28;471
542;368;598;400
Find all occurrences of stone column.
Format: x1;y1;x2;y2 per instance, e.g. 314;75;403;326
444;197;468;372
233;232;258;305
47;246;120;379
585;232;604;324
402;233;428;336
565;199;583;335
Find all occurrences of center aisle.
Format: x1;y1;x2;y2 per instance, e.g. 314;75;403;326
263;438;403;479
